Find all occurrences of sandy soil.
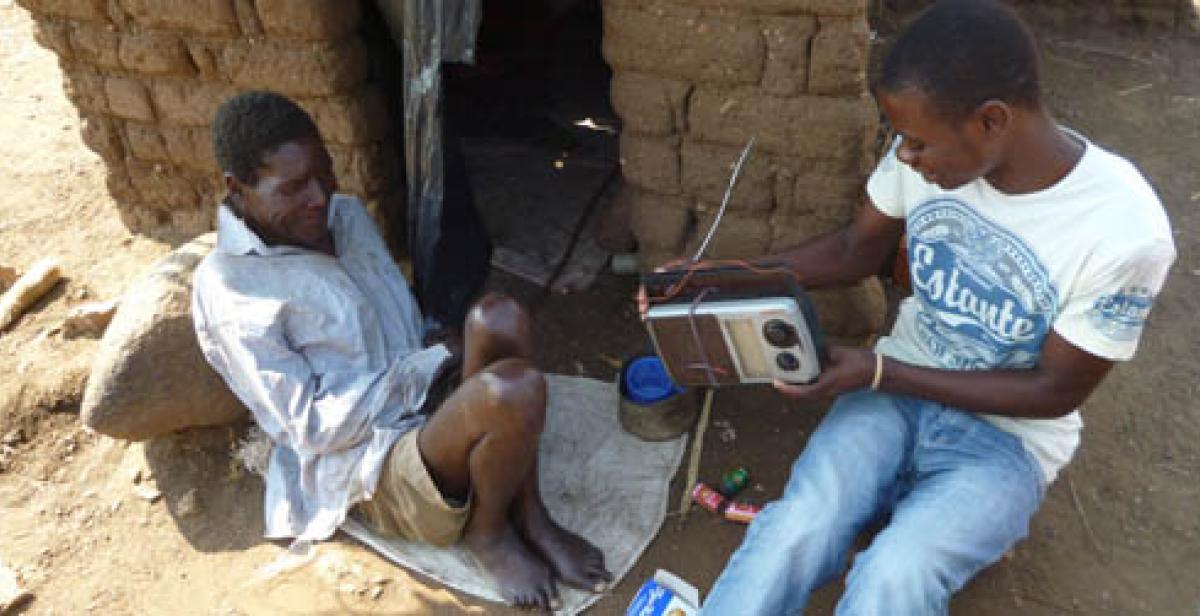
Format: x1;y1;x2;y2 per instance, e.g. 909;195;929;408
0;4;1196;615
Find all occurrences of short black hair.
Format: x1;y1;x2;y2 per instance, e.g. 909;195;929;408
211;91;320;184
873;0;1041;121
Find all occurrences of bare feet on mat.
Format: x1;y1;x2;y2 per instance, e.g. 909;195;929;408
517;502;613;594
464;527;560;611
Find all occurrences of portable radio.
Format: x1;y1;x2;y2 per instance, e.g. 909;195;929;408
642;266;826;387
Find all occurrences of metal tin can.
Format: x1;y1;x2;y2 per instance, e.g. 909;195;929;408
691;483;726;514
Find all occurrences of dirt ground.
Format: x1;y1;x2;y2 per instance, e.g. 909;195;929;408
0;3;1197;615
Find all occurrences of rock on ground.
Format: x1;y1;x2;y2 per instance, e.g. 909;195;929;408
81;233;247;441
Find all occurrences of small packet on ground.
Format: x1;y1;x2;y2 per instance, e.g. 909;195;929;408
626;569;700;616
691;483;761;524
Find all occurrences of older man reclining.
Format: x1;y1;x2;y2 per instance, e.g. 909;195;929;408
191;91;610;611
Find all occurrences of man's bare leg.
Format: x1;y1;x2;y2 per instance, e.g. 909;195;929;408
461;295;612;592
510;461;613;593
417;357;558;610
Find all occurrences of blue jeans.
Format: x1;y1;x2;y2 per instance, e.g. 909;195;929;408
700;391;1045;616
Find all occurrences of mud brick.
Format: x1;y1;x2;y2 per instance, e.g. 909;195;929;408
809;277;886;341
193;172;221;206
787;165;864;213
105;163;139;204
161;126;217;172
185;42;220;80
685;207;770;258
119;32;194;76
767;204;855;252
124;122;169;162
115;203;169;232
17;0;108;21
105;76;154;122
302;87;390;146
329;145;388;197
688;87;877;164
151;79;237;126
680;140;776;212
621;133;682;195
761;16;816;97
169;207;216;236
232;0;263;37
629;187;693;252
792;166;859;205
603;5;764;85
62;64;108;113
69;22;121;69
126;160;200;210
217;38;369;97
779;0;867;15
809;17;870;96
120;0;238;37
610;72;692;137
31;18;73;59
603;0;865;16
80;113;124;161
255;0;363;42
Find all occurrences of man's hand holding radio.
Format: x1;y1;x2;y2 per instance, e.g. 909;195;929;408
635;203;905;391
772;345;875;400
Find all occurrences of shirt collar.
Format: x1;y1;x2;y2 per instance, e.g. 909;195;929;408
215;197;342;257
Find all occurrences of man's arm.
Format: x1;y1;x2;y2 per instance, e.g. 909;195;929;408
752;199;905;290
193;275;402;456
776;332;1114;419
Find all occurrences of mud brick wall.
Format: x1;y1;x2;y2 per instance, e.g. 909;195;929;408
604;0;885;337
606;0;879;265
18;0;397;236
887;0;1200;34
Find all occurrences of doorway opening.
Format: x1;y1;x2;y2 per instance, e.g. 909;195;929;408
445;0;621;292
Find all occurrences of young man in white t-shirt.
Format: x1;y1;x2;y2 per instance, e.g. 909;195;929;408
695;1;1175;614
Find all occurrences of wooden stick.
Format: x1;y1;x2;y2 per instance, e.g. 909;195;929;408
678;388;715;519
0;259;61;332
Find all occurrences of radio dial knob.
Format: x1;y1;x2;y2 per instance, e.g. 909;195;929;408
763;319;799;348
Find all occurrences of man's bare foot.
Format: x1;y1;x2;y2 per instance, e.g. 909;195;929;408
517;504;613;593
464;527;560;611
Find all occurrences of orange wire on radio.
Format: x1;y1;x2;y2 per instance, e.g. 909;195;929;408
644;259;802;304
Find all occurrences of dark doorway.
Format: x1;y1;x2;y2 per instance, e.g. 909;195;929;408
444;0;620;292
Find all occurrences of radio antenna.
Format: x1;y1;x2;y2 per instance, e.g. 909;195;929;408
693;137;756;262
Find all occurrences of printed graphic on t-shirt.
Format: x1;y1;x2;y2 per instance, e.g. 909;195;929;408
1088;286;1154;342
907;199;1059;370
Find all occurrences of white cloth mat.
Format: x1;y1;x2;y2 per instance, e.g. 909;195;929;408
341;374;687;615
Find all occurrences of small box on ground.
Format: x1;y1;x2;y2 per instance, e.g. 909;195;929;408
626;569;700;616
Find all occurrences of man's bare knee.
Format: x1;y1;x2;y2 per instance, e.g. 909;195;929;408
480;358;546;433
467;293;530;337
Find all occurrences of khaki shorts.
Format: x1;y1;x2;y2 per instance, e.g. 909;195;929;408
355;429;470;547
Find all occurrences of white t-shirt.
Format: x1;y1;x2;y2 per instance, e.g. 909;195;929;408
866;132;1175;483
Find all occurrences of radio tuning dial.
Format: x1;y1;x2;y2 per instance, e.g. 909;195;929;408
763;319;799;348
776;352;800;372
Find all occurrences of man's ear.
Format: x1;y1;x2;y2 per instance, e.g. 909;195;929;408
223;172;241;198
976;100;1012;139
223;172;252;215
